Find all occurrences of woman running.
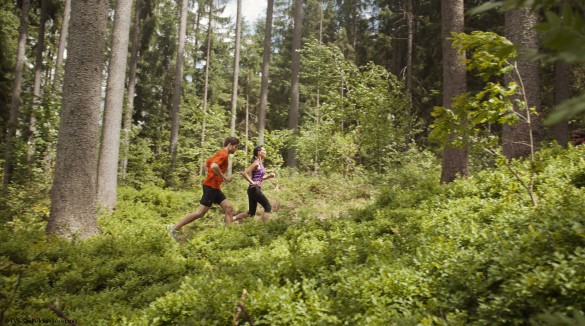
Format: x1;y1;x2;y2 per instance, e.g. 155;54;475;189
234;145;275;222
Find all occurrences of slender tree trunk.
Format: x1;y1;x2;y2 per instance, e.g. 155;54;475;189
53;0;71;92
440;0;468;183
3;0;31;187
200;1;213;175
405;0;413;143
121;0;142;181
43;0;71;174
287;0;303;167
28;0;49;167
193;1;202;62
553;60;570;147
351;0;357;62
47;0;109;238
97;0;134;210
315;0;323;171
502;8;541;159
245;74;250;156
405;0;413;96
228;0;242;174
168;0;188;183
258;0;274;145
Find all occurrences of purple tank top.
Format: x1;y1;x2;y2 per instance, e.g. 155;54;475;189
251;160;265;187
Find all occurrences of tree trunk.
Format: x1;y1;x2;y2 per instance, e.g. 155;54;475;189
121;0;142;181
553;60;570;147
228;0;242;174
28;0;49;167
193;0;202;64
97;0;134;210
3;0;31;187
405;0;413;143
245;74;250;156
258;0;274;145
440;0;468;183
502;8;541;159
47;0;108;238
405;0;413;97
53;0;71;92
287;0;303;168
168;0;188;183
200;1;213;175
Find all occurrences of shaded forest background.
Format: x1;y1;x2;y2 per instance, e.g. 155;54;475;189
1;0;583;200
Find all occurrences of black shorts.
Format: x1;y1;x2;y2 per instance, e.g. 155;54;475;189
200;185;227;207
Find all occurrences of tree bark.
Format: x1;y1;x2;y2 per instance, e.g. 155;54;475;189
168;0;188;183
200;1;213;175
228;0;242;174
53;0;71;92
553;60;570;147
440;0;468;183
405;0;413;97
258;0;274;145
121;0;142;181
47;0;108;238
502;8;541;159
28;0;49;167
97;0;134;210
287;0;303;168
3;0;31;187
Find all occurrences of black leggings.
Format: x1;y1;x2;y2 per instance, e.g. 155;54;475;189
247;186;271;216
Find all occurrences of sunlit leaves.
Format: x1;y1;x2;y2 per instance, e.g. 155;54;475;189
431;31;520;148
298;39;412;173
469;0;585;123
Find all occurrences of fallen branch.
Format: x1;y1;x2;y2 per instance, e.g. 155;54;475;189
48;302;78;325
233;289;254;326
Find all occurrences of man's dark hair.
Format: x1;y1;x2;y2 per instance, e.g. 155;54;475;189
224;136;240;147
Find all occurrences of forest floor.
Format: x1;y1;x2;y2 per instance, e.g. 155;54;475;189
171;170;380;240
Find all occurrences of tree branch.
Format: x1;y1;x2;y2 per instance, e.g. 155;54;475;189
233;289;254;326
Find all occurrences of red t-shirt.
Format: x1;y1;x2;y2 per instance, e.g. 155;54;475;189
202;149;229;189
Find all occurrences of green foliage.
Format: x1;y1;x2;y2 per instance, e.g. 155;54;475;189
261;129;293;168
125;137;166;187
297;39;414;174
0;0;18;115
430;31;523;149
469;0;585;124
2;146;585;324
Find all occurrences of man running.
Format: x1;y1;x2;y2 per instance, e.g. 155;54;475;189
167;136;240;239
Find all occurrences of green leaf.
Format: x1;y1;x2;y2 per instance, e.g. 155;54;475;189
467;2;504;15
544;93;585;125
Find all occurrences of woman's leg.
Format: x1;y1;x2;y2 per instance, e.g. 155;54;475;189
254;188;272;222
234;187;258;223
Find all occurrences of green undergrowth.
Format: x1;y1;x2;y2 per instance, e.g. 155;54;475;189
1;145;584;325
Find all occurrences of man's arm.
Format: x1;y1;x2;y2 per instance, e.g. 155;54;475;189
211;162;232;182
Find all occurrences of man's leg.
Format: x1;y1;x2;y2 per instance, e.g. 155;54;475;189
174;204;210;230
219;199;234;224
233;211;249;223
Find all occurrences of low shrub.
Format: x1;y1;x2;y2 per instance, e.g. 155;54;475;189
1;146;584;325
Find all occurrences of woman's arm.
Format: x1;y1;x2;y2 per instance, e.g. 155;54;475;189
263;171;275;180
241;161;259;185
